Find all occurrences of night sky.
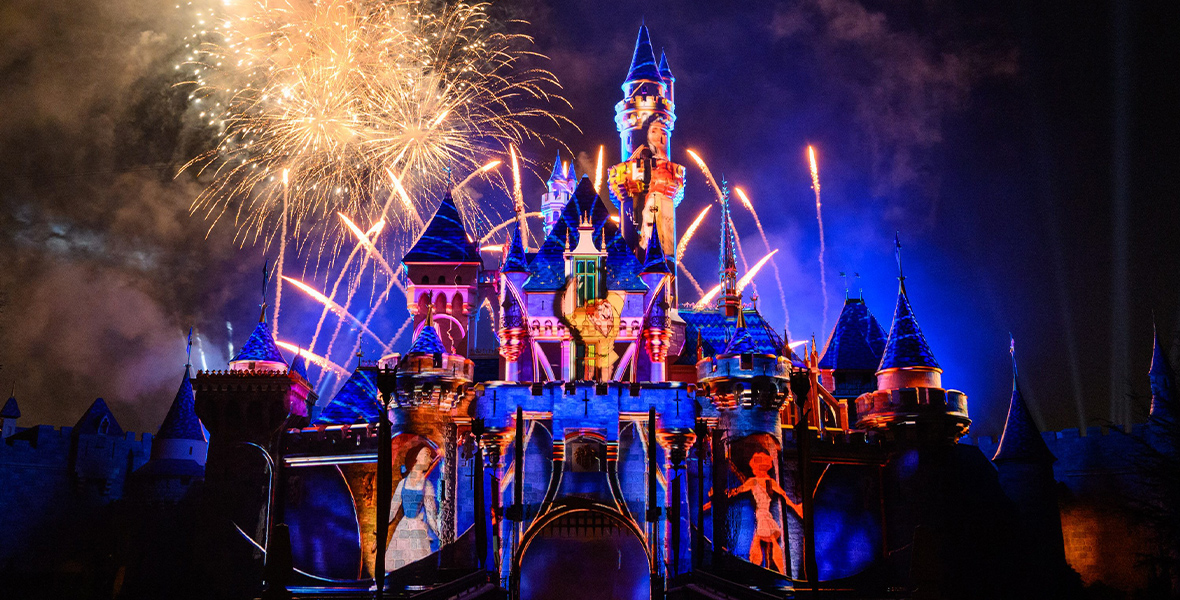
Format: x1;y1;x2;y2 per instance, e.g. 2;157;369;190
1;0;1177;437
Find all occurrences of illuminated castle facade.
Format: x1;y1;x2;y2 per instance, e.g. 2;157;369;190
4;24;1176;600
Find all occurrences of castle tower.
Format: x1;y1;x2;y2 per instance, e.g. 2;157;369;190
1;391;19;439
818;296;887;412
402;195;484;356
992;340;1069;594
695;304;793;573
151;367;209;467
641;226;673;382
541;154;576;235
498;228;530;382
1149;324;1176;424
608;25;686;271
854;251;970;442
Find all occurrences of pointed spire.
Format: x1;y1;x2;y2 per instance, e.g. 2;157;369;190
231;319;287;366
820;296;887;371
290;352;308;380
658;49;674;81
157;368;206;441
878;236;940;373
403;194;482;263
624;24;662;84
502;227;530;273
993;337;1054;463
1149;321;1176;421
641;225;672;274
409;296;447;355
1;385;19;419
566;159;576;181
549;152;564;181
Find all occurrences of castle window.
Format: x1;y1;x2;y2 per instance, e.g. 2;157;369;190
421;276;429;284
438;275;446;284
98;417;109;435
575;259;598;306
455;275;463;285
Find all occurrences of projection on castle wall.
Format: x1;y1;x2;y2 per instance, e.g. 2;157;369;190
283;434;456;582
722;433;793;574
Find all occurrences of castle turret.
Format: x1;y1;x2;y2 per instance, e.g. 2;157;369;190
658;49;675;103
403;194;483;357
992;340;1069;595
641;226;673;382
608;25;686;272
818;296;887;409
854;245;969;442
1;390;19;439
230;317;287;372
151;367;209;467
541;154;576;235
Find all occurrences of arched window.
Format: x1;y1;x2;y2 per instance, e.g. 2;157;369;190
455;275;463;285
421;275;429;284
438;275;446;284
98;416;109;435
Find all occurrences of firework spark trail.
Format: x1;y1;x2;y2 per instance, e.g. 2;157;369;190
454;160;503;193
276;341;350;378
809;145;829;335
696;284;723;309
676;206;712;262
309;220;384;352
735;187;789;336
737;250;780;292
677;260;706;297
389;316;415;350
195;332;210;371
594;145;605;193
339;213;399;282
386;167;424;232
686;150;724;201
343;280;398;375
273;169;290;338
480;212;543;243
510;144;526;245
283;276;388;349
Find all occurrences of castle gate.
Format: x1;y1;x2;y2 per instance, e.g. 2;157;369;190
516;506;650;600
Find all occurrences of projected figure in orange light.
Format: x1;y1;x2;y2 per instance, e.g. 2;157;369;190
728;451;799;574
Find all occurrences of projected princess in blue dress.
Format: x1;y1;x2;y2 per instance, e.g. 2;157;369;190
385;443;440;572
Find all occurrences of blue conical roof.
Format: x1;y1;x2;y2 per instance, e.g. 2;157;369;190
993;354;1053;463
603;231;647;291
1;396;19;419
819;298;887;371
290;353;309;380
625;25;662;84
157;369;206;441
403;195;481;263
658;50;673;81
878;283;940;372
641;225;672;274
1149;326;1175;422
232;320;287;365
409;323;448;355
73;398;123;436
313;368;381;424
502;227;530;273
723;317;759;355
548;153;564;181
566;160;576;180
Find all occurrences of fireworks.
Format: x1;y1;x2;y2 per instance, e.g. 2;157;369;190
808;144;829;334
594;145;605;193
737;250;779;292
734;187;788;335
181;0;567;250
685;149;724;201
676;206;711;263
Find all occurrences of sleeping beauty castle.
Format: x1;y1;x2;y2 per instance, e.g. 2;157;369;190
2;25;1177;600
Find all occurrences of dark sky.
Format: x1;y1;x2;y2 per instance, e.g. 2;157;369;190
1;0;1177;437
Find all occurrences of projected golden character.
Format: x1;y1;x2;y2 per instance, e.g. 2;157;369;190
728;452;797;574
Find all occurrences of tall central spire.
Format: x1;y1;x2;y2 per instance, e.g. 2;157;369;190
719;179;740;316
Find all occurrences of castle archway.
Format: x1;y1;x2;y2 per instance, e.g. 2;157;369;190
515;503;650;600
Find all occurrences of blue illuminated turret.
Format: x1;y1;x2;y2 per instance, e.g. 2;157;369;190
641;224;672;275
623;24;663;90
230;319;287;372
877;281;941;377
